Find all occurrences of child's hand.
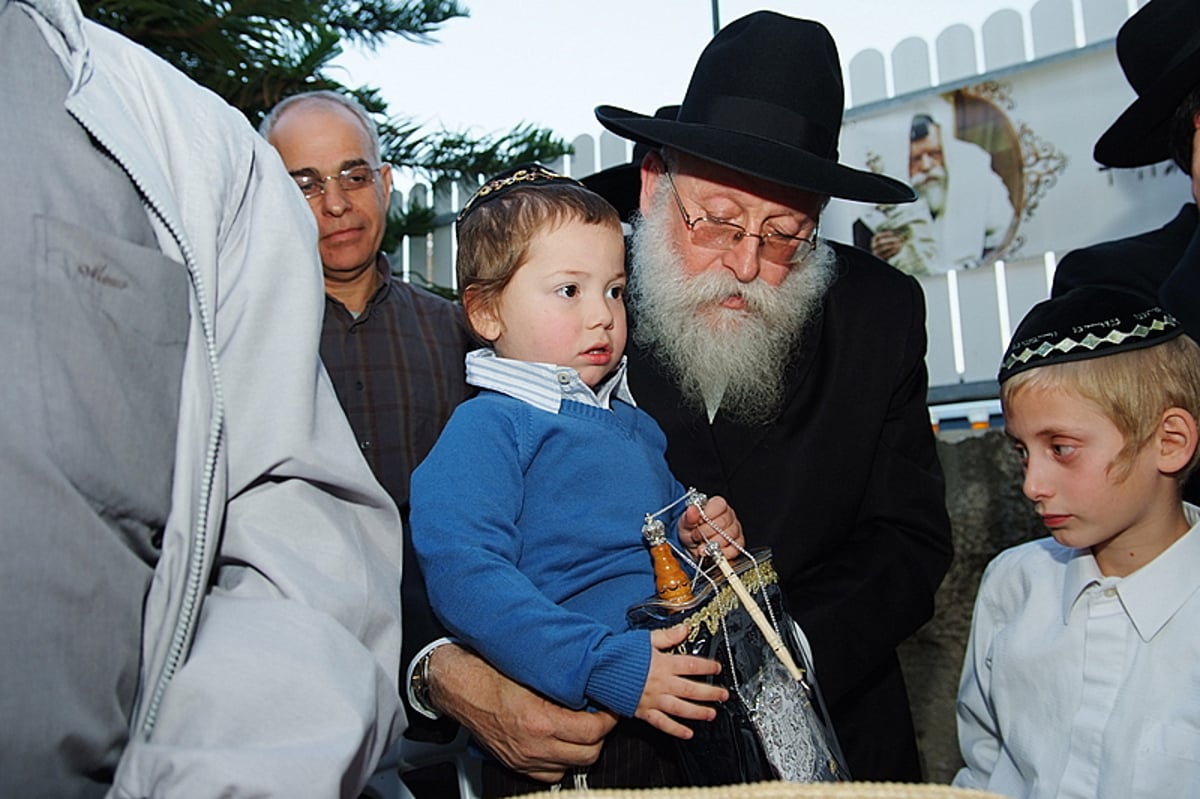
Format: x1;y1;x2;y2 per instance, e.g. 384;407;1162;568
679;495;744;561
635;625;728;739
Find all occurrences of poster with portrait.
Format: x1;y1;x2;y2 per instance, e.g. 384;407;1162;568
822;45;1192;276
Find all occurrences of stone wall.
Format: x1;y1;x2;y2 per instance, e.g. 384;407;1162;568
899;427;1045;784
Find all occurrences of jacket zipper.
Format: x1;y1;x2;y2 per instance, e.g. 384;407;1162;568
68;110;226;738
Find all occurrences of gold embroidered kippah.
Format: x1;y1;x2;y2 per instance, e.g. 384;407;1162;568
998;285;1182;383
455;163;585;226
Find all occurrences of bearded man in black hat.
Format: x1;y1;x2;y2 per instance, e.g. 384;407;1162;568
408;10;953;788
598;10;952;783
1052;0;1200;301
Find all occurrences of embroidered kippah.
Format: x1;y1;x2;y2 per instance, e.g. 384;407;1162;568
998;285;1182;383
456;163;585;226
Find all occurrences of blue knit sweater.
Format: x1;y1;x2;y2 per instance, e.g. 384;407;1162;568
410;389;686;717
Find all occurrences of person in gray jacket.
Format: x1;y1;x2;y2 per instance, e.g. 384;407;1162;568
0;1;405;796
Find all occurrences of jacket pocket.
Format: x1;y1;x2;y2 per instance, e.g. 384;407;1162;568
34;214;189;552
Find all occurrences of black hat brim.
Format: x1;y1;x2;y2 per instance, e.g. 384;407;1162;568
595;105;916;205
1094;45;1200;167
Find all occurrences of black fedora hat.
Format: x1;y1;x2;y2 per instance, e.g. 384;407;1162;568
1093;0;1200;168
582;105;679;221
595;11;915;205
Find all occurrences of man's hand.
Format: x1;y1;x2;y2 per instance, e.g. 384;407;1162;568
428;644;617;782
870;229;904;261
680;495;744;562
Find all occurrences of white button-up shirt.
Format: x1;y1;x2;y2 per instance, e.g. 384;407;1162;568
954;503;1200;798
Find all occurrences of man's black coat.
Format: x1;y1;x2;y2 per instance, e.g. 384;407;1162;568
626;240;954;781
1051;204;1196;301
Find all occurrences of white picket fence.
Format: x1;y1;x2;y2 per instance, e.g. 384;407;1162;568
385;0;1139;426
919;254;1055;427
845;0;1135;105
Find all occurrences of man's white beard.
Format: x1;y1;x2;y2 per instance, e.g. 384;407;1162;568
913;166;948;219
628;181;837;426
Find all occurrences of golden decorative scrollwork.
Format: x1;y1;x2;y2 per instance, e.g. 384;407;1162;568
1017;122;1069;221
684;559;781;640
953;81;1068;248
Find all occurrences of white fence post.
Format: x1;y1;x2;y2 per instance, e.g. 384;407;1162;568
1031;0;1076;58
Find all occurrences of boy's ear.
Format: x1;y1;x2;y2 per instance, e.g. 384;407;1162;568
1157;407;1199;475
462;286;502;342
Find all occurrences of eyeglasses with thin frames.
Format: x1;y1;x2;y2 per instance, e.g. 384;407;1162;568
663;170;818;265
291;165;384;200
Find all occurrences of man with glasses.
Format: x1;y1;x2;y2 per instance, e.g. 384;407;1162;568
260;94;472;537
415;11;953;787
261;92;472;764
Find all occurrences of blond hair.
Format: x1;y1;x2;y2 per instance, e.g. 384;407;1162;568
1001;335;1200;483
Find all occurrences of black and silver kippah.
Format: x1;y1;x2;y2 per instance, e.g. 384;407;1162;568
998;285;1182;383
455;163;585;227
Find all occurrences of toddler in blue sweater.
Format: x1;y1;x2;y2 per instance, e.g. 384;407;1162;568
409;164;745;793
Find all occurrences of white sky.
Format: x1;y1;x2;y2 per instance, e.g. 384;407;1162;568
329;0;1124;143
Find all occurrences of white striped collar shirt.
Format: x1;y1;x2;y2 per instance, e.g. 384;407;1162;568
464;348;635;414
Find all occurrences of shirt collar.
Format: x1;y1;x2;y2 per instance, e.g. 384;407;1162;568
1118;503;1200;641
1062;548;1103;625
465;349;635;414
325;252;392;318
1062;502;1200;641
366;252;393;303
